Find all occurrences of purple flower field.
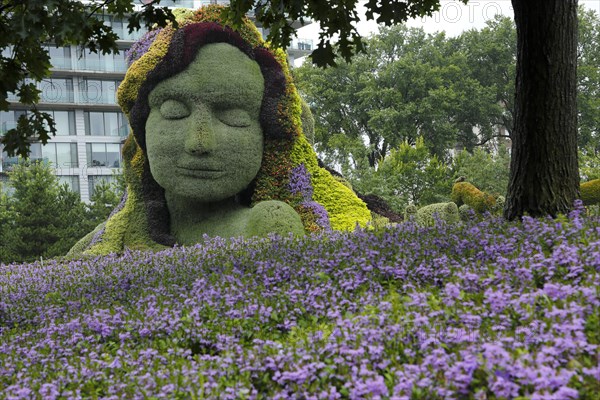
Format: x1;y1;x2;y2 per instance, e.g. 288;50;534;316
1;210;599;399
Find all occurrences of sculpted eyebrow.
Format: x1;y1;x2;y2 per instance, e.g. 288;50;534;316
148;86;184;106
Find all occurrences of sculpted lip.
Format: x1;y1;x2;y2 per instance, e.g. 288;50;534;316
175;165;225;178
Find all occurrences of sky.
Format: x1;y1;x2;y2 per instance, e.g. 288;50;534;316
295;0;600;65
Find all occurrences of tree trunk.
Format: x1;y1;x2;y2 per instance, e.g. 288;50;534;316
505;0;579;219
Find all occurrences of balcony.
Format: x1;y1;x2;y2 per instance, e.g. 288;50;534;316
75;58;128;73
113;28;146;42
7;88;75;104
79;91;118;105
39;84;75;104
287;38;314;57
49;56;72;70
157;0;196;7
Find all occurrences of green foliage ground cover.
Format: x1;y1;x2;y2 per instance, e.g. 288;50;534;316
1;207;599;398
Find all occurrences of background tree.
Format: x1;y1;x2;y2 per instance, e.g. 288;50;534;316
295;24;504;170
6;161;67;261
0;162;120;263
504;0;579;219
577;8;600;151
87;180;122;227
0;184;17;262
452;16;516;145
579;148;600;182
352;138;452;212
46;184;94;257
451;147;511;197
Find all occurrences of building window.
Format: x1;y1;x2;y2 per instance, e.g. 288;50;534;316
157;0;195;7
29;143;43;161
57;175;80;194
84;111;128;136
79;79;120;104
2;110;75;136
77;48;127;73
46;110;76;136
99;15;145;41
88;175;117;198
47;45;72;70
86;143;122;168
0;110;26;134
0;150;19;173
42;143;78;169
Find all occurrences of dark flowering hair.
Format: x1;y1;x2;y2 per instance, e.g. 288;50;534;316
118;21;295;246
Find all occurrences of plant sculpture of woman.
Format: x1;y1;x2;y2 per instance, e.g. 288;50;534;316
70;6;371;256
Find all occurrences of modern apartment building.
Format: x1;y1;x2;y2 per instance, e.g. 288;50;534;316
0;0;313;201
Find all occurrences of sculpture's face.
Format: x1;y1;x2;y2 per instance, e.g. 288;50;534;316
145;43;264;202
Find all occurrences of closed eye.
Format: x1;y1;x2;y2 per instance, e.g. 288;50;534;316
160;99;190;120
216;109;253;127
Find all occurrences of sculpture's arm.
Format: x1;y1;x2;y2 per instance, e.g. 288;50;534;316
66;222;106;258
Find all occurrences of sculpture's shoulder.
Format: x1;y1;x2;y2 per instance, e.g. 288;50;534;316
246;200;305;237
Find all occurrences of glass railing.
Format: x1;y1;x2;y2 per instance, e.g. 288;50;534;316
113;27;146;42
114;58;127;72
79;91;118;105
39;87;75;104
50;56;72;70
161;0;196;7
8;88;75;104
290;38;313;51
75;58;128;73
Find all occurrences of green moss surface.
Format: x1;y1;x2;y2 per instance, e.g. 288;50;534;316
300;98;315;145
451;181;496;213
86;190;165;255
404;204;418;221
581;179;600;206
458;204;473;221
66;222;105;258
246;200;305;238
290;135;371;231
415;202;460;227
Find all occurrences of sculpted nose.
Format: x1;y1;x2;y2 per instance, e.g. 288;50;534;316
184;104;216;155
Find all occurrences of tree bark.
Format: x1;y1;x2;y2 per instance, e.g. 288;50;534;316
505;0;579;219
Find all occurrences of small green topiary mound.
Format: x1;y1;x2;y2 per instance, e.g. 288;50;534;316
458;204;474;221
580;179;600;206
492;195;506;214
366;212;391;230
415;202;459;227
451;181;496;213
404;204;418;221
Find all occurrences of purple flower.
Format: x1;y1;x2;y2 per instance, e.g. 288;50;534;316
126;29;162;66
289;164;313;201
302;200;331;231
